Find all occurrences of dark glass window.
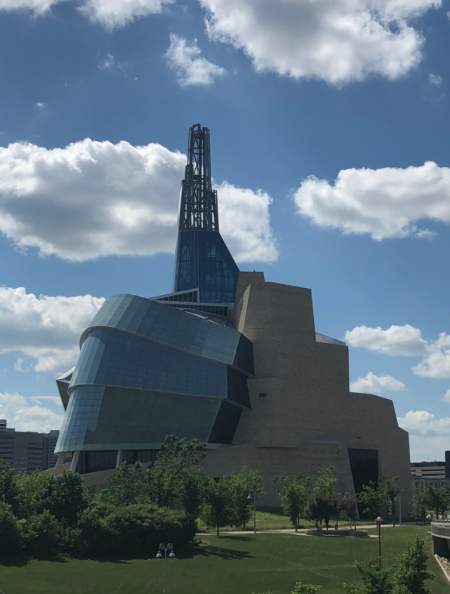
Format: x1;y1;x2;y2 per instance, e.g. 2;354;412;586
174;230;239;303
227;367;251;408
348;448;379;497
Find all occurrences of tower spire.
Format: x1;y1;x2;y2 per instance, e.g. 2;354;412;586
173;123;239;304
179;124;219;232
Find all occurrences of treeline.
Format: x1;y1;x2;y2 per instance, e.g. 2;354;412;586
0;435;264;559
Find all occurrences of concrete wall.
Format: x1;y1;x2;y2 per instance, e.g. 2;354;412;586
203;272;412;510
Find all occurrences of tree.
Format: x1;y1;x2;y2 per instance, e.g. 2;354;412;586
425;487;450;520
54;471;87;526
357;481;383;520
344;560;393;594
202;476;235;537
178;468;209;519
393;537;434;594
411;485;428;525
341;498;358;528
0;460;22;515
380;475;402;526
230;466;263;529
314;466;337;496
275;474;310;531
107;462;143;506
143;435;207;507
0;503;23;558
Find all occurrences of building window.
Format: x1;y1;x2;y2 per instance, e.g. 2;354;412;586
259;393;267;398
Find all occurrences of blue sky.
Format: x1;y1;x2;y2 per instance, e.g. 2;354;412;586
1;0;450;461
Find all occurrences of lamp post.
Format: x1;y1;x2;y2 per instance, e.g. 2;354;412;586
248;491;256;534
343;492;352;531
156;543;175;594
397;495;401;527
375;517;383;569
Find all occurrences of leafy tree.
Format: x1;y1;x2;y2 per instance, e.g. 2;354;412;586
344;560;393;594
21;510;59;557
54;471;87;526
202;476;235;537
0;503;23;558
393;537;434;594
314;466;337;496
107;461;143;506
230;466;264;529
380;475;402;526
425;487;450;520
0;460;21;514
341;497;358;528
143;435;207;507
357;481;383;520
178;468;209;519
411;485;428;525
275;474;310;531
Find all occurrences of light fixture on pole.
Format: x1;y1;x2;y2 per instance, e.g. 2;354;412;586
155;543;175;594
398;495;401;527
248;491;256;534
375;517;383;569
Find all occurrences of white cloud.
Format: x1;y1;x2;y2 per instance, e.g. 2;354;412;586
97;53;115;70
0;286;104;375
345;324;450;379
0;138;277;263
398;410;450;436
34;102;47;111
199;0;440;87
79;0;174;28
412;333;450;379
429;73;443;86
165;34;226;87
350;372;406;394
294;161;450;241
0;0;174;28
0;392;63;433
345;324;427;356
441;390;450;403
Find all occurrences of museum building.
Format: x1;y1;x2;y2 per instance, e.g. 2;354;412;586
54;124;412;506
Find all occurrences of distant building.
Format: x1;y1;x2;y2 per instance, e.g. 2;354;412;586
411;460;450;489
0;420;60;473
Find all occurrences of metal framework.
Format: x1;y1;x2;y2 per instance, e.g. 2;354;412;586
179;124;219;232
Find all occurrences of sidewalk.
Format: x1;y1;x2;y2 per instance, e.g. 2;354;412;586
197;522;417;536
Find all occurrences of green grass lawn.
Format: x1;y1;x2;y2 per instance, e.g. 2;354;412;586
0;526;447;594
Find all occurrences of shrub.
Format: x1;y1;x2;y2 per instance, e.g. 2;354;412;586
0;503;23;558
21;510;59;557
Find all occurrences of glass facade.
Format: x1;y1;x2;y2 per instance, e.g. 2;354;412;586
174;230;239;303
56;292;254;458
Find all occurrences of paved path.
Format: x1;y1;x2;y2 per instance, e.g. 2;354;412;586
197;522;417;537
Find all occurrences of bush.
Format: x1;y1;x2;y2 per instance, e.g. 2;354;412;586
21;510;59;557
0;503;23;558
70;503;196;558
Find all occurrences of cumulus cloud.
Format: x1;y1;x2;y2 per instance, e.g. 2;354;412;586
293;161;450;241
398;410;450;436
441;390;450;403
165;34;226;87
0;392;64;433
199;0;440;86
0;286;104;375
350;372;406;394
412;333;450;379
0;0;174;28
0;139;277;263
34;102;47;111
345;324;427;356
346;324;450;379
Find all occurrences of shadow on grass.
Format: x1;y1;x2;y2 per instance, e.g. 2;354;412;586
0;552;69;567
190;545;253;561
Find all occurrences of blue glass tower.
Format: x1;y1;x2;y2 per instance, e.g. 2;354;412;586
173;124;239;304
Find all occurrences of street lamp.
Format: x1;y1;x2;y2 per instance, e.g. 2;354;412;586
375;517;383;570
343;492;352;531
397;495;402;527
156;543;175;594
248;491;256;534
